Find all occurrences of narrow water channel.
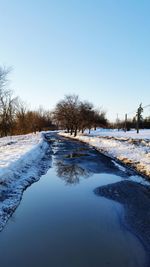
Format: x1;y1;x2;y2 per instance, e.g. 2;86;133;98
0;133;148;267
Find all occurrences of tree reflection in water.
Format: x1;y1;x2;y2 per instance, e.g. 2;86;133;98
55;161;91;185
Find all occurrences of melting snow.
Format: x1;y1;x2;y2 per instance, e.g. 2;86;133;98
0;132;50;231
59;129;150;179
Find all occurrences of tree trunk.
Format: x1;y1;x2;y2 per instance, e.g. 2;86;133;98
74;127;77;137
137;115;139;134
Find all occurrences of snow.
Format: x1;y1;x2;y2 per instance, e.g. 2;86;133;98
111;160;126;172
0;132;49;231
0;128;149;230
84;128;150;140
0;133;42;169
59;129;150;179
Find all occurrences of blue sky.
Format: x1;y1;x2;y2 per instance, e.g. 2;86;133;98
0;0;150;121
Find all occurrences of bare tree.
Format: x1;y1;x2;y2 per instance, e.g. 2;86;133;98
15;99;28;134
54;94;80;136
79;101;93;133
0;66;19;136
0;66;11;91
0;90;18;136
93;108;107;130
54;94;108;136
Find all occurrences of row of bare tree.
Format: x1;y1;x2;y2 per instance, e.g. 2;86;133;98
0;67;54;137
53;95;108;136
0;66;108;137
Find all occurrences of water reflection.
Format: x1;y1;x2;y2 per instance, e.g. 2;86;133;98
55;161;91;185
0;134;148;267
0;145;52;232
53;135;134;186
94;180;150;261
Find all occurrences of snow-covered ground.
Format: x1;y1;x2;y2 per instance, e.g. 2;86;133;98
84;128;150;140
0;132;50;231
59;129;150;179
0;133;44;169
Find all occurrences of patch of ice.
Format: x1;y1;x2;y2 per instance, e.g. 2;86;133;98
112;160;126;172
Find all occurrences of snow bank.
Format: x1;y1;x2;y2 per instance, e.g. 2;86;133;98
0;132;50;231
84;128;150;140
59;129;150;179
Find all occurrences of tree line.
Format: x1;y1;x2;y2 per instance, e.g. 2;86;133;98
0;66;108;137
0;67;55;137
0;65;149;137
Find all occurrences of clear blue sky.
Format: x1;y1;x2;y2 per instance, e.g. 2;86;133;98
0;0;150;121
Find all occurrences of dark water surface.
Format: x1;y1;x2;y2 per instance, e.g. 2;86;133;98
0;134;148;267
